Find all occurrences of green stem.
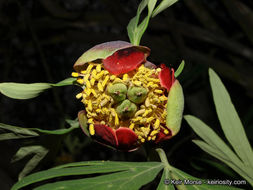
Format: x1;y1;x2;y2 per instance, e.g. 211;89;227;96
156;148;172;170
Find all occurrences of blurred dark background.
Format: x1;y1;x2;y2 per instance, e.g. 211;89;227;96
0;0;253;189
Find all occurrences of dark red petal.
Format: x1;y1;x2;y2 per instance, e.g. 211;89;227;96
158;64;175;91
93;124;118;148
154;128;172;143
115;127;139;151
103;48;145;75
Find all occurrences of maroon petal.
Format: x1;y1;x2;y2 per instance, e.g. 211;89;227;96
93;124;118;148
103;48;146;75
115;127;139;151
158;64;175;91
154;128;172;144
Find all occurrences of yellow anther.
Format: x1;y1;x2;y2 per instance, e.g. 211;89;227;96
154;119;160;129
96;109;101;113
148;136;151;141
87;112;97;117
133;81;142;86
102;76;109;87
102;108;109;114
146;117;154;123
96;64;101;72
101;121;105;125
76;93;83;99
143;109;152;117
164;129;169;134
98;82;104;92
100;99;108;106
84;74;90;81
138;135;142;140
148;78;160;83
115;113;119;126
85;88;91;96
89;124;95;135
151;84;159;88
77;78;84;84
81;70;86;74
123;74;128;81
154;89;163;94
90;89;97;97
132;117;142;122
110;75;116;80
86;80;91;88
141;127;150;137
150;130;159;136
156;68;161;72
95;70;104;80
159;96;167;101
86;64;94;73
71;72;79;77
141;138;145;143
145;97;150;107
152;136;156;141
104;70;109;75
88;100;92;111
134;109;145;117
147;82;154;87
88;118;93;123
129;123;135;130
90;78;95;86
113;78;123;83
91;69;97;77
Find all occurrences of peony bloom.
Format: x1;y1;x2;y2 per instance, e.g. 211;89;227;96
72;41;184;151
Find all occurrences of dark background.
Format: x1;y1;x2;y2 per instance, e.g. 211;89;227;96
0;0;253;189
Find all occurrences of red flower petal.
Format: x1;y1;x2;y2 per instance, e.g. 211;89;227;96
115;127;139;151
158;64;175;91
154;128;172;143
93;124;118;148
103;48;146;75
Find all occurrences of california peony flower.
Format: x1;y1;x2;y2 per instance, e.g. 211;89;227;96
72;41;184;151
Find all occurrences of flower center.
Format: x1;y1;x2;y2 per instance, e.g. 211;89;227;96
72;63;169;143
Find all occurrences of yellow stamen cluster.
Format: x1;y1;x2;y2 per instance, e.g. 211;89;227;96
73;63;169;143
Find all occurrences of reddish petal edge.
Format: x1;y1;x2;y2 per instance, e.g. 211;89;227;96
154;128;173;144
103;47;146;75
93;124;118;148
158;64;175;91
115;127;140;152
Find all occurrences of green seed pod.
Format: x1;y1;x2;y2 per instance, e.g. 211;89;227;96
107;83;127;102
127;86;148;104
116;99;137;119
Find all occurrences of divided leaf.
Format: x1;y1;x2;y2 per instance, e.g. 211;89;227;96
0;77;75;100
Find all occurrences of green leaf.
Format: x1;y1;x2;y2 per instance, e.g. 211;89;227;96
12;145;49;181
152;0;178;17
184;115;243;168
11;161;164;190
209;68;253;169
171;167;241;190
174;60;185;78
157;168;175;190
0;123;39;141
0;77;75;100
192;140;253;187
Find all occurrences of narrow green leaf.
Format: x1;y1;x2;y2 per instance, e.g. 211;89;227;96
157;168;175;190
0;83;52;99
152;0;178;17
0;78;75;100
193;140;253;187
11;145;49;181
174;60;185;78
171;167;241;190
0;123;39;141
12;161;163;190
184;115;243;168
52;77;76;87
209;68;253;169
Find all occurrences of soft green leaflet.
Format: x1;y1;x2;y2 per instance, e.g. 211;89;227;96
127;0;178;45
174;60;185;78
12;149;242;190
185;68;253;187
0;77;76;99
